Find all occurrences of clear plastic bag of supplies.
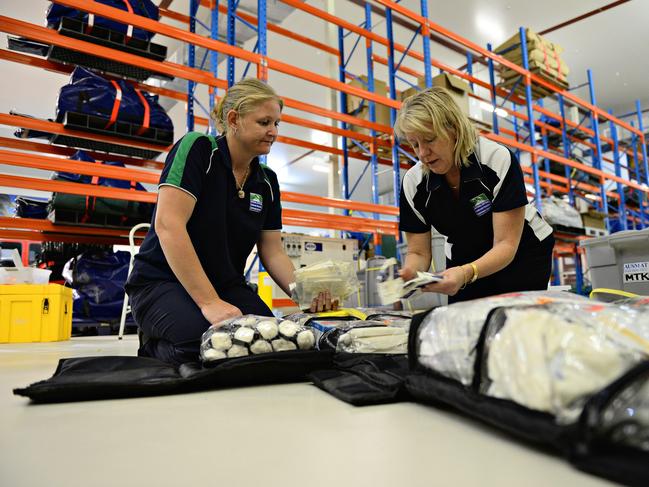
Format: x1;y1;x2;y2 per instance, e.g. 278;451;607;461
376;257;443;305
479;301;649;423
290;260;360;309
415;291;590;385
200;315;316;362
309;318;410;354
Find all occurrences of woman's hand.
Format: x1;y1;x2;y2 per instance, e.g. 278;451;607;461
308;291;339;313
201;299;243;327
398;267;417;282
420;266;468;296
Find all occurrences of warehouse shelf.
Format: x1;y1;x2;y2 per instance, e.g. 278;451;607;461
0;0;647;293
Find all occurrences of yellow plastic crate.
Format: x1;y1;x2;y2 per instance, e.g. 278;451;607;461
0;284;73;343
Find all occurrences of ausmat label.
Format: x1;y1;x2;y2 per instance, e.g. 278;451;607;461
623;261;649;283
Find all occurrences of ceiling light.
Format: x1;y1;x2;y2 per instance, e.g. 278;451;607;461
312;164;330;173
311;131;330;146
475;14;505;43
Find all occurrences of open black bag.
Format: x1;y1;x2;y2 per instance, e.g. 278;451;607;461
14;350;334;403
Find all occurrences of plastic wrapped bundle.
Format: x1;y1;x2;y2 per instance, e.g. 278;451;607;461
291;260;360;309
541;196;583;229
416;291;590;385
481;302;648;423
375;257;443;305
200;315;316;363
311;319;410;354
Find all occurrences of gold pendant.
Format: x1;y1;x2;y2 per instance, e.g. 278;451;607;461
238;190;245;199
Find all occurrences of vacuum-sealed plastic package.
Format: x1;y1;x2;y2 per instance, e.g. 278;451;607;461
416;291;590;385
376;257;443;305
481;302;648;423
200;315;316;362
310;318;410;354
290;260;360;309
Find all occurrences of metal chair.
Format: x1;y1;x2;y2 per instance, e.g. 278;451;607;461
118;222;150;339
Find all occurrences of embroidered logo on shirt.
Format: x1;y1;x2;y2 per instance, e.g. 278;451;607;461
470;193;492;217
249;193;263;212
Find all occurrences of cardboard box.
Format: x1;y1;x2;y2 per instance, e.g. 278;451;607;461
433;73;471;116
400;77;427;102
346;76;391;128
400;73;472;116
582;210;607;230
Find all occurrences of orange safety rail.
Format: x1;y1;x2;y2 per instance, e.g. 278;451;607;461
0;112;172;153
0;150;160;184
282;192;400;216
0;174;157;203
283;209;398;236
0;217;148;245
0;136;164;170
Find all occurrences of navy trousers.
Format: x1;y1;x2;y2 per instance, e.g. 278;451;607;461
129;280;273;365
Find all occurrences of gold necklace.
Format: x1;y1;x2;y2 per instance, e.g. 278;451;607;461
236;164;250;199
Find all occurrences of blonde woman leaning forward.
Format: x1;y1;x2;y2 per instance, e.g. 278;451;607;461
397;86;554;303
126;78;335;365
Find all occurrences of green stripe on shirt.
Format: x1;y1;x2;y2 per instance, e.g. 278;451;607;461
166;132;215;186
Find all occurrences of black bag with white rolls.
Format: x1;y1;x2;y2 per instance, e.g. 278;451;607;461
200;315;316;363
406;291;649;486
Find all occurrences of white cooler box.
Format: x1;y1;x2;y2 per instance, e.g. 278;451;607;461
580;228;649;295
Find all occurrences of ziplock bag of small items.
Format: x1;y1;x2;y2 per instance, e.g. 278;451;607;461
200;315;316;362
290;260;360;309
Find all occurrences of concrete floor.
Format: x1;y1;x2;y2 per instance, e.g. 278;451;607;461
1;336;612;487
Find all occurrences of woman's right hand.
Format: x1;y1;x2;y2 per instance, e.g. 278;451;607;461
398;267;417;282
201;299;242;327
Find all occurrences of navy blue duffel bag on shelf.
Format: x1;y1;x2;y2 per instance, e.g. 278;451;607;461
47;0;160;42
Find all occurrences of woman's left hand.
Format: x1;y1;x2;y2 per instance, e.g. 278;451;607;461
308;290;339;313
421;266;467;296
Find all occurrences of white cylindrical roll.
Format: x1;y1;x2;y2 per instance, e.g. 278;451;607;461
271;338;297;352
296;330;315;350
210;332;233;351
227;344;249;358
257;320;279;340
250;340;273;355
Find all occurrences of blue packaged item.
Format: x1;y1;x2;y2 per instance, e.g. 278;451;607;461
66;249;131;322
56;67;173;134
47;0;159;42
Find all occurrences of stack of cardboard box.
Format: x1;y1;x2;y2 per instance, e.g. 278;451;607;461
495;28;569;100
345;76;392;157
581;209;609;237
400;73;472;117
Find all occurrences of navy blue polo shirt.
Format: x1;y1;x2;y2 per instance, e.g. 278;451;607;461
399;136;553;266
127;132;282;293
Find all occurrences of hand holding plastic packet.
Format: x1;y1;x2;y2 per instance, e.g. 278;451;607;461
290;260;360;309
200;315;316;362
376;257;443;305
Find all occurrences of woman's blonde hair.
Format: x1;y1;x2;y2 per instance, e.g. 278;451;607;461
394;86;477;168
211;78;283;134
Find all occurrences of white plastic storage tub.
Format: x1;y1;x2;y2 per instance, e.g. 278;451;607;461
580;228;649;295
